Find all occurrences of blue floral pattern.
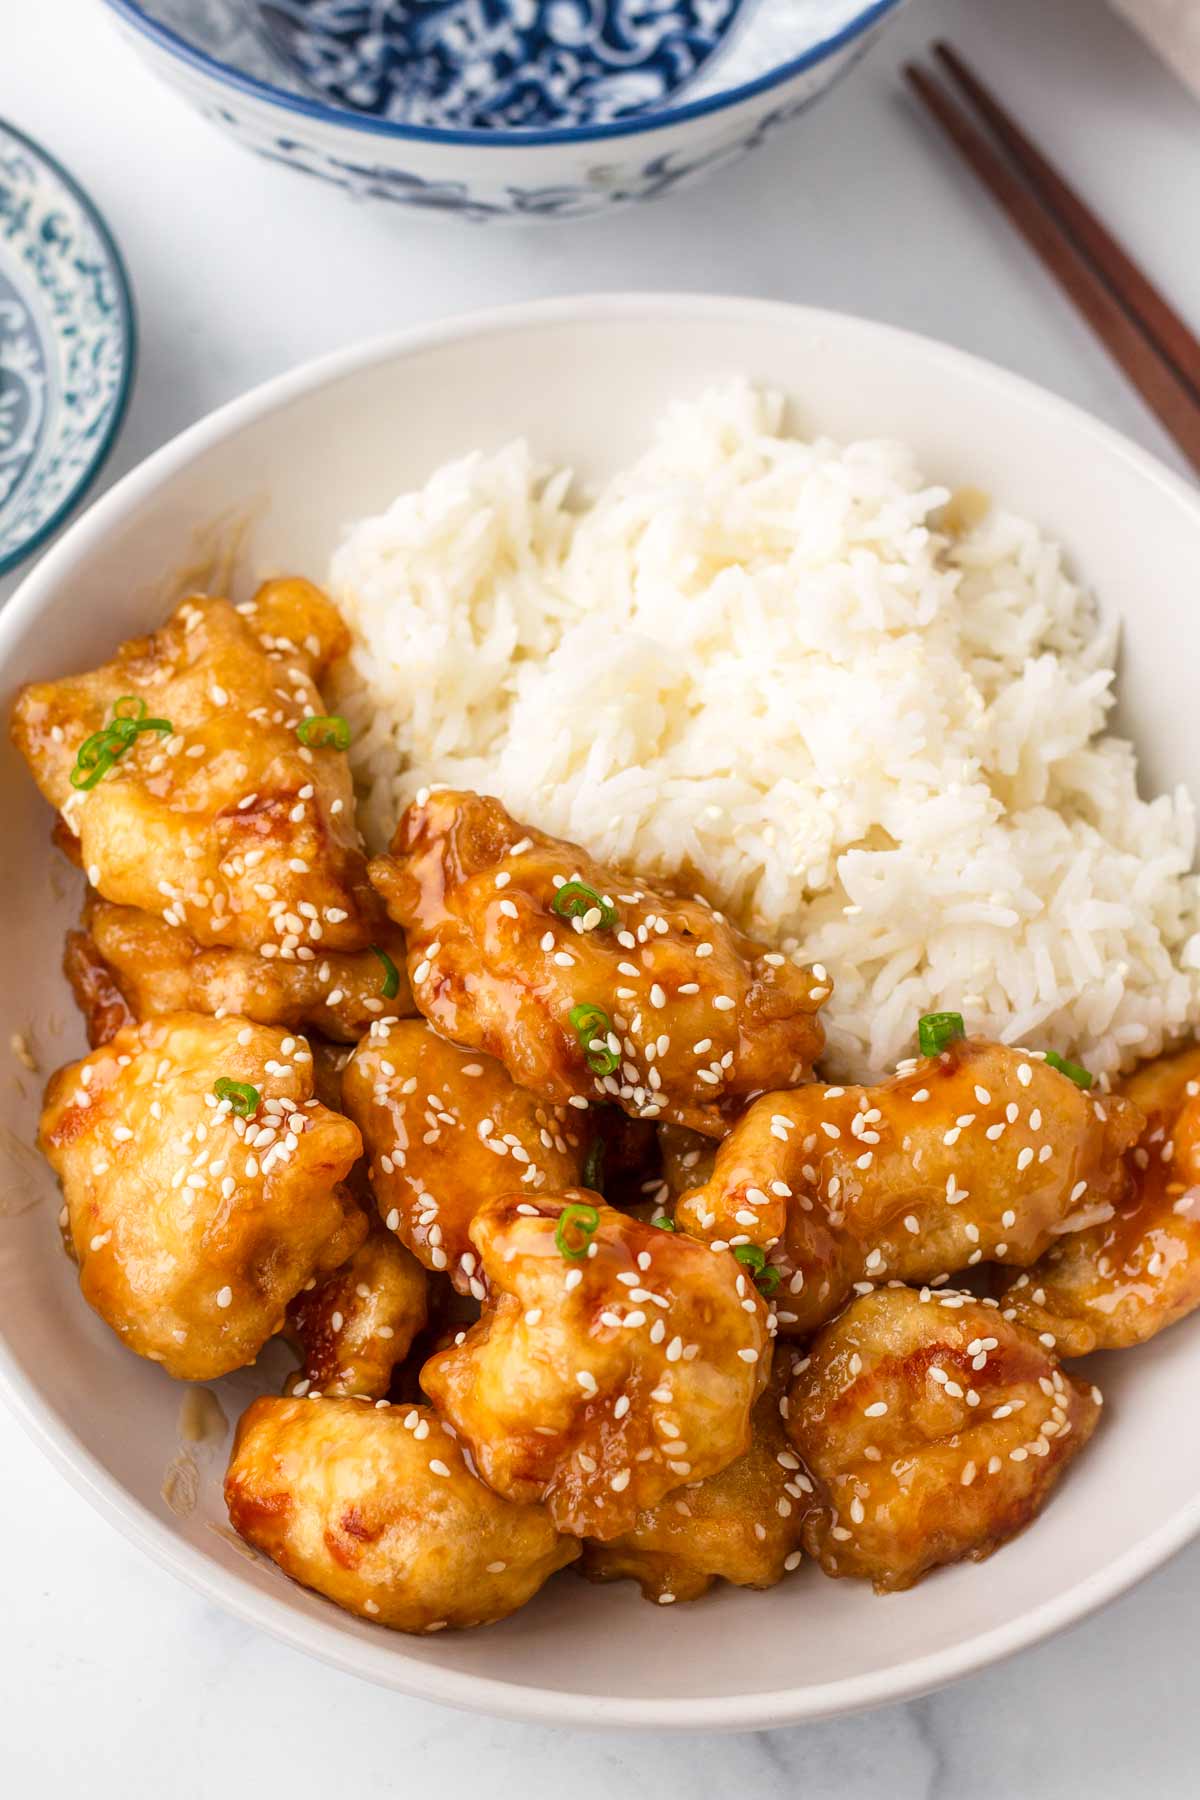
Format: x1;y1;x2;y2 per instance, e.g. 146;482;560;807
0;124;134;575
253;0;743;130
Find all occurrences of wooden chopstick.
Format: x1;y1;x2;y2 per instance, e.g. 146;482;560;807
932;41;1200;398
904;55;1200;476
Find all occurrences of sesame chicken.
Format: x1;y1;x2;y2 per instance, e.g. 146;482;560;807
1003;1043;1200;1354
787;1287;1101;1591
421;1192;771;1540
675;1038;1143;1335
39;1012;365;1379
286;1225;428;1400
340;1018;586;1294
368;789;827;1136
225;1396;578;1633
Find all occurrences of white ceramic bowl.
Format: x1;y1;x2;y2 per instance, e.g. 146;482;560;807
4;295;1200;1730
100;0;906;221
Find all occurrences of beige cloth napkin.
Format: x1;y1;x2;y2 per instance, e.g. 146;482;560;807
1113;0;1200;96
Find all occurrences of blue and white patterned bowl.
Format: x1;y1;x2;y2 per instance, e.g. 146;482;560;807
100;0;906;220
0;121;135;577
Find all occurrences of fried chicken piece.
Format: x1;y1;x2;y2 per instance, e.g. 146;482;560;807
287;1227;428;1399
578;1363;804;1603
39;1013;365;1379
226;1396;578;1633
421;1192;771;1541
675;1038;1143;1335
11;586;378;953
341;1019;586;1295
1002;1043;1200;1354
787;1287;1101;1592
368;790;826;1137
65;892;412;1047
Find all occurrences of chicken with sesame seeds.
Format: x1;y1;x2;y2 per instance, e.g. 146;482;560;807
420;1192;771;1541
1003;1043;1200;1355
65;892;414;1048
578;1361;805;1603
787;1286;1101;1592
341;1019;586;1294
368;789;827;1137
39;1013;366;1379
11;586;381;956
225;1395;578;1632
286;1226;428;1400
675;1037;1143;1336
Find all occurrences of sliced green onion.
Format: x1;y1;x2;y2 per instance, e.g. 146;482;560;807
68;700;173;790
569;1002;619;1076
755;1264;781;1297
296;714;351;750
582;1138;605;1193
371;946;400;998
213;1077;260;1117
918;1011;966;1057
1044;1050;1094;1090
552;880;618;929
652;1214;676;1232
555;1201;600;1261
733;1244;767;1275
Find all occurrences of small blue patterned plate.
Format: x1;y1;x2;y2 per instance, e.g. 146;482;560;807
252;0;747;130
0;121;135;578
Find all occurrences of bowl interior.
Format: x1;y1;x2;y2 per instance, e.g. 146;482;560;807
125;0;885;126
3;298;1200;1727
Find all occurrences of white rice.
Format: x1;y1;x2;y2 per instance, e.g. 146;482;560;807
330;382;1200;1083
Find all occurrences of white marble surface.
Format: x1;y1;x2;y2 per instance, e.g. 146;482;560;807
5;0;1200;1790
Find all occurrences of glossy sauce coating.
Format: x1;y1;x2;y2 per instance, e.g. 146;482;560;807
11;583;378;954
66;893;412;1046
421;1192;772;1540
675;1039;1142;1335
787;1287;1101;1591
369;789;827;1136
340;1019;585;1294
579;1363;805;1603
287;1227;428;1400
1004;1043;1200;1354
226;1396;578;1633
40;1012;365;1379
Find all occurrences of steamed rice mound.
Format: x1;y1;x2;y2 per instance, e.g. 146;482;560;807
330;383;1200;1083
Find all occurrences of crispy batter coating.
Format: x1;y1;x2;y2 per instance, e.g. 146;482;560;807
675;1039;1143;1335
287;1228;428;1399
66;892;412;1047
340;1019;585;1294
368;790;826;1137
39;1013;366;1379
421;1191;771;1540
226;1396;578;1632
578;1364;804;1603
787;1287;1101;1591
1003;1043;1200;1354
11;586;378;953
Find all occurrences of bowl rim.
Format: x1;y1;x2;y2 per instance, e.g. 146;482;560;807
99;0;906;149
5;291;1200;1729
0;118;137;579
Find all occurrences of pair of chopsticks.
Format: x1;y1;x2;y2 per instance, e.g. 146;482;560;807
906;43;1200;477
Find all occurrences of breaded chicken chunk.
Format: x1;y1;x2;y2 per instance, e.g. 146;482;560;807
287;1227;428;1400
65;892;412;1047
40;1013;365;1378
421;1192;771;1540
226;1396;578;1632
675;1038;1142;1334
368;789;827;1136
341;1019;586;1295
1004;1043;1200;1354
12;584;378;954
578;1363;804;1603
787;1286;1101;1591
